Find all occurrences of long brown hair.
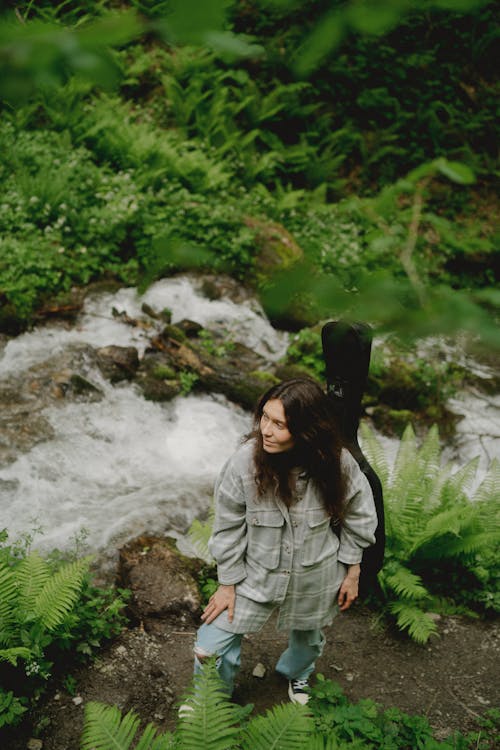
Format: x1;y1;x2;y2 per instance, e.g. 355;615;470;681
248;378;347;520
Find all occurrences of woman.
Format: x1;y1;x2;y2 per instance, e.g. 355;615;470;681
193;378;377;706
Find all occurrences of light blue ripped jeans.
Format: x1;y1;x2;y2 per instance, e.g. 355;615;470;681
194;621;325;694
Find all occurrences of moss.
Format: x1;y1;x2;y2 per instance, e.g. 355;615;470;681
248;370;280;386
152;364;177;380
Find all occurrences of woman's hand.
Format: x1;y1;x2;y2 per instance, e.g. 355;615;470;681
201;584;236;624
338;563;360;611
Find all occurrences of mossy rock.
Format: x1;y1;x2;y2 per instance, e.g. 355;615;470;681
244;216;303;285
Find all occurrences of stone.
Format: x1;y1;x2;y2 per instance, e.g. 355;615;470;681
96;346;140;382
27;740;43;750
72;696;83;706
252;662;266;678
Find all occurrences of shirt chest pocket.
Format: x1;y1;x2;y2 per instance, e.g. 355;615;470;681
246;509;284;570
302;509;339;566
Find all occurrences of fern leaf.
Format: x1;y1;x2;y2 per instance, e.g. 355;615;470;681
15;552;50;610
82;702;172;750
393;424;417;482
188;516;215;564
381;564;428;600
446;457;480;500
34;558;90;631
409;507;470;555
359;422;389;488
430;531;500;559
417;424;441;480
177;659;240;749
474;459;500;504
388;601;438;644
241;702;314;750
0;561;17;642
0;646;32;666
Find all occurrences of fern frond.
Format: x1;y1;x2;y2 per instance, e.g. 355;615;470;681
188;515;215;564
81;702;172;750
177;659;240;749
0;646;32;666
33;558;90;631
381;564;428;600
392;424;417;482
241;702;314;750
446;457;480;500
426;531;500;559
359;422;389;488
417;425;441;474
15;552;51;610
474;458;500;504
0;561;17;641
409;506;470;554
388;601;438;644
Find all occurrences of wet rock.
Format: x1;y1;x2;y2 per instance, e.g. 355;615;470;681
141;303;172;324
118;536;203;628
96;346;140;382
176;319;203;338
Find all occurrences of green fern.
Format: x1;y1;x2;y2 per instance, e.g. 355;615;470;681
176;658;241;749
81;702;173;750
241;702;314;750
388;601;439;644
15;552;51;612
383;562;428;600
0;647;32;666
188;514;215;564
34;557;90;630
0;561;17;643
363;423;499;642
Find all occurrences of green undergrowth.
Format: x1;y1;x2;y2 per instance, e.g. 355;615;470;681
79;660;500;749
0;529;130;731
0;1;499;337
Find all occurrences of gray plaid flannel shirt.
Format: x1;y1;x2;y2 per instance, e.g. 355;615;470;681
208;440;377;633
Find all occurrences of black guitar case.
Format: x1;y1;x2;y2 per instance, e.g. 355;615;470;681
321;321;385;597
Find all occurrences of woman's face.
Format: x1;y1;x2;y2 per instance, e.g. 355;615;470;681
260;398;295;453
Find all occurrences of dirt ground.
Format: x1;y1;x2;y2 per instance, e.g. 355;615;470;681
6;605;499;749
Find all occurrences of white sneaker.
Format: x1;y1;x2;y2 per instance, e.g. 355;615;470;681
288;678;310;705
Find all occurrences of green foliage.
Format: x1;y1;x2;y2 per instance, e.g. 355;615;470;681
178;369;199;395
82;701;173;750
0;530;129;728
0;689;28;729
285;327;325;380
360;423;500;642
308;673;471;749
80;664;487;749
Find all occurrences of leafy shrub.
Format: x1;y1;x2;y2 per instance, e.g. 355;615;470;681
80;661;489;749
0;530;129;728
361;423;500;642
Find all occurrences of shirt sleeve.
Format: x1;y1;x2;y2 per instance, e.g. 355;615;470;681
337;450;378;565
208;453;248;585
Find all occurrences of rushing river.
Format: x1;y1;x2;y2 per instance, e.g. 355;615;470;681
0;276;498;564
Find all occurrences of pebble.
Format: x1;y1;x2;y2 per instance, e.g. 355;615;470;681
115;645;127;657
27;740;43;750
72;696;83;706
345;673;354;682
252;662;266;678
